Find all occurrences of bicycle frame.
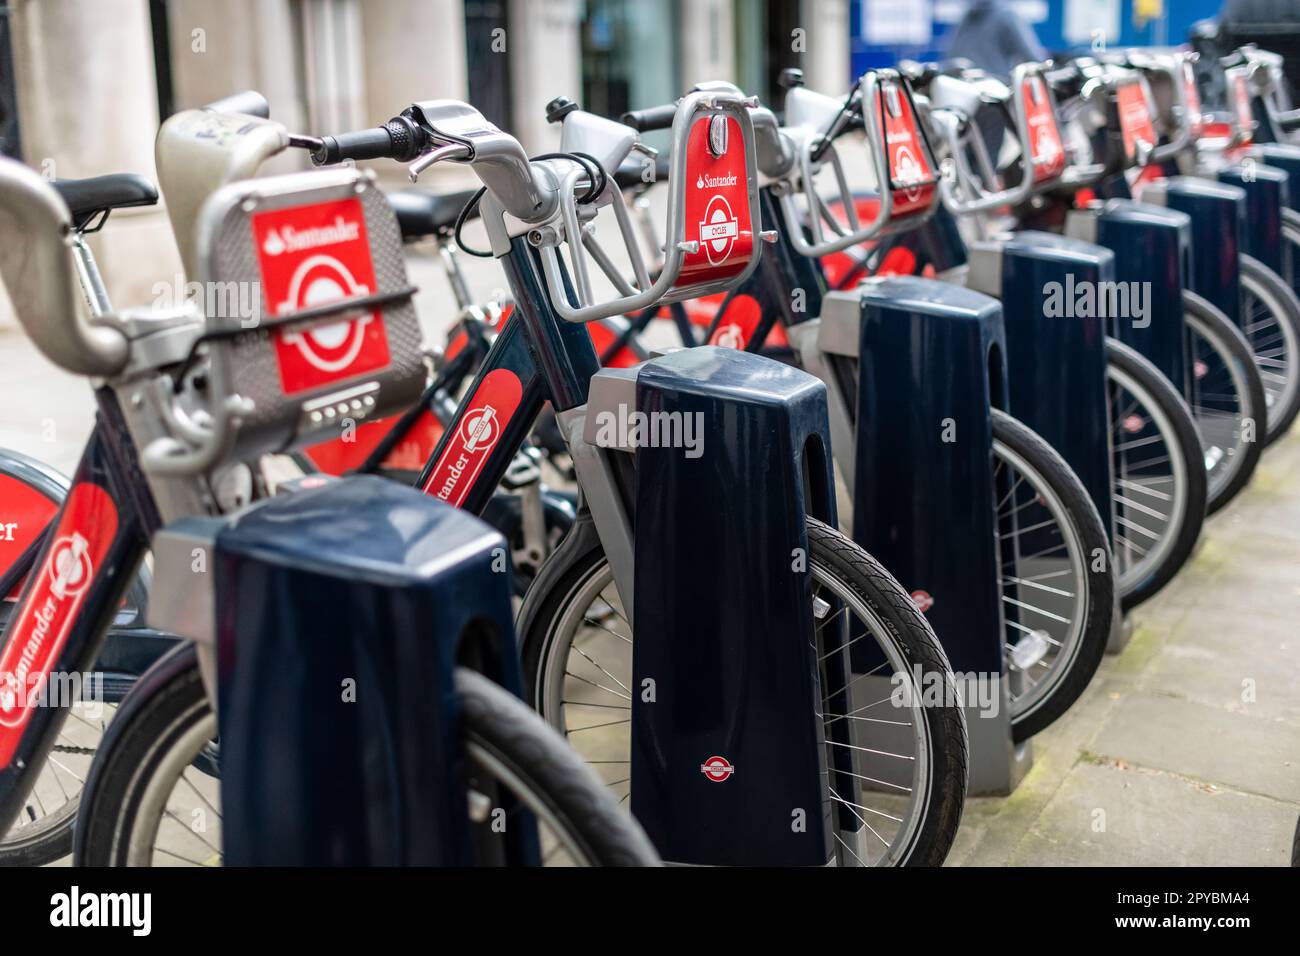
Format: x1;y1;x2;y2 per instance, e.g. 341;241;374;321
0;390;158;831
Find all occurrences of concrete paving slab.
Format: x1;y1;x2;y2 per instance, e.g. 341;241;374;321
1007;760;1296;867
1088;692;1300;803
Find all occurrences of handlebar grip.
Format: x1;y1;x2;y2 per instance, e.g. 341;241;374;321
202;90;270;119
311;119;422;166
620;103;678;132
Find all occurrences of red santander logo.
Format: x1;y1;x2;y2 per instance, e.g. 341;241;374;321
253;198;391;395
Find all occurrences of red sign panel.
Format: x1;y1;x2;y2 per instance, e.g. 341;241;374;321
879;80;938;217
1022;74;1065;183
1230;71;1254;143
421;369;523;507
1181;61;1205;138
0;483;117;767
0;475;59;601
678;115;755;287
252;197;392;395
1117;82;1156;164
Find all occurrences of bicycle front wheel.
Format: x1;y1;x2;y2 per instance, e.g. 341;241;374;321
991;410;1114;741
1106;338;1208;609
521;516;969;867
1182;290;1268;512
1239;253;1300;444
73;644;657;866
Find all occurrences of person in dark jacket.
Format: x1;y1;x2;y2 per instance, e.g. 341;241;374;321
945;0;1046;79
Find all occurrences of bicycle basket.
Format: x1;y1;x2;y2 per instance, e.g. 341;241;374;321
778;70;940;258
193;166;425;464
538;90;763;323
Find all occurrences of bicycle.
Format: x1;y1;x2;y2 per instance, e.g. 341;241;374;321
0;104;657;865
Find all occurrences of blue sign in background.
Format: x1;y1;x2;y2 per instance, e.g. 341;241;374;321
849;0;1224;76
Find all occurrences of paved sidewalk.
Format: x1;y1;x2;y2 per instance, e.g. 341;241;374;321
950;425;1300;866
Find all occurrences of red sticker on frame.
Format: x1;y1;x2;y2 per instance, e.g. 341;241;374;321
879;80;938;217
1181;61;1205;138
252;197;392;395
422;369;523;507
1117;82;1156;164
0;475;60;600
1022;75;1065;183
1230;71;1254;142
0;483;118;767
678;115;755;287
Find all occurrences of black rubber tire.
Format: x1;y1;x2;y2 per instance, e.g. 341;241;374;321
520;515;969;867
1240;253;1300;445
0;797;78;867
73;643;205;866
1183;290;1268;512
990;410;1115;742
0;670;139;866
455;668;658;865
74;643;658;866
1106;338;1208;609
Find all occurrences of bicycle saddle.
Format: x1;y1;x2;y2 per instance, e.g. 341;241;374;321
51;173;158;230
386;187;482;240
612;153;670;191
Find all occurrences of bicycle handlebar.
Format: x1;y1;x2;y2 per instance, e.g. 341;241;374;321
309;117;426;165
201;90;270;118
620;103;679;132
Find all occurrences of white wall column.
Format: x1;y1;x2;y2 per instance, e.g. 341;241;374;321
507;0;582;153
801;0;851;94
167;0;306;141
7;0;181;319
680;0;736;88
359;0;469;188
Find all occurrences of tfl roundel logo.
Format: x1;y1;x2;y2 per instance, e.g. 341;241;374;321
700;755;735;783
276;255;376;374
459;404;501;454
698;195;740;265
893;144;924;203
48;533;93;600
252;197;392;395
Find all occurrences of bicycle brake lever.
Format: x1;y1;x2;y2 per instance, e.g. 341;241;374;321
408;142;474;182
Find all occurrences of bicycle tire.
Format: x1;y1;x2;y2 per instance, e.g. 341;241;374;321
1242;249;1300;444
1182;290;1268;512
519;515;969;866
1105;338;1208;609
73;643;658;866
990;410;1114;741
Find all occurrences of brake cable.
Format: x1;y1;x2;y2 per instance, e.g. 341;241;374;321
453;150;609;258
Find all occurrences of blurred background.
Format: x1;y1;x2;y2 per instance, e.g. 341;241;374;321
0;0;1278;322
